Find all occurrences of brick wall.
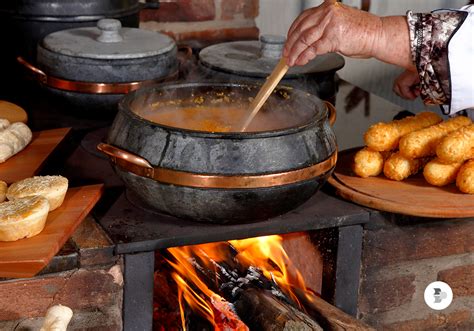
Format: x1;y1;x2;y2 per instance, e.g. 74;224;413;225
358;217;474;330
140;0;259;46
0;264;123;330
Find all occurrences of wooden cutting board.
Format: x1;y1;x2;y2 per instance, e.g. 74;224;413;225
328;148;474;218
0;184;104;278
0;127;70;184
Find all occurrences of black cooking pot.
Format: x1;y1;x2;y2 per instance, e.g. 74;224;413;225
197;35;345;102
98;83;338;223
17;18;178;117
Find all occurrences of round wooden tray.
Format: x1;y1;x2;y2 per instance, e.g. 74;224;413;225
327;148;474;218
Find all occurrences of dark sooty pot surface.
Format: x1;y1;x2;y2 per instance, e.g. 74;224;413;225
107;83;337;223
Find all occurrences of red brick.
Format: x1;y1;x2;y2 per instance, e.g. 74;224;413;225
0;267;122;320
382;310;473;331
438;265;474;297
221;0;259;20
163;26;259;43
363;220;474;267
359;275;416;314
140;0;215;22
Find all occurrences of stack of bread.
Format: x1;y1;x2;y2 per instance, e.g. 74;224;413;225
0;175;68;241
353;111;474;194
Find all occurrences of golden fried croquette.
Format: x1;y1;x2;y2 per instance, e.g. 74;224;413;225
423;158;464;186
353;147;391;178
399;116;471;159
456;160;474;194
436;124;474;163
364;112;442;152
383;152;430;181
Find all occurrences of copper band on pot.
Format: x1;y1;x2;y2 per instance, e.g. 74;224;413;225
17;56;178;94
97;143;337;189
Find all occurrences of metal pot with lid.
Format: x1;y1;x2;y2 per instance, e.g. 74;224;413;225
98;82;338;223
198;35;345;101
19;19;179;116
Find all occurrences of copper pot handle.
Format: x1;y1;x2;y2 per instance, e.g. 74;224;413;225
324;101;337;126
97;143;154;173
17;56;47;84
178;45;193;59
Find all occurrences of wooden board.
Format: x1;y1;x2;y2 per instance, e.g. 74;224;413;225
327;148;474;218
0;184;104;278
0;127;70;184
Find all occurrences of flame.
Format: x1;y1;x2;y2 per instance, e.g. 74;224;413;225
229;235;313;308
167;235;316;329
167;244;248;331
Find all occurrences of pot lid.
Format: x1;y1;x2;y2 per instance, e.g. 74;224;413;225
199;35;345;78
41;19;175;60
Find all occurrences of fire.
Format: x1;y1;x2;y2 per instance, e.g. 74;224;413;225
166;235;316;329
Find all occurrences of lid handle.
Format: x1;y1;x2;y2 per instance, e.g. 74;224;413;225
260;35;285;59
96;19;123;43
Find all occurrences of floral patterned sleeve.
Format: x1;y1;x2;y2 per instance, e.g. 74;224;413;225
406;10;467;112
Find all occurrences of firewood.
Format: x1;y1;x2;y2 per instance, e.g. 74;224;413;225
235;288;323;331
294;290;375;331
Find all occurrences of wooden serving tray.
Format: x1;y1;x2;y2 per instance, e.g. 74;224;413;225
0;127;70;184
328;148;474;218
0;184;104;278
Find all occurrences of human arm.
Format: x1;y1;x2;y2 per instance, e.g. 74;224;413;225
283;1;415;70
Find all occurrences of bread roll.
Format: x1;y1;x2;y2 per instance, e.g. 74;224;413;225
0;181;6;203
383;152;430;181
353;147;391;178
436;124;474;163
0;119;10;130
0;195;49;241
456;160;474;194
423;158;464;186
364;112;442;152
399;116;471;158
7;175;68;211
0;121;33;162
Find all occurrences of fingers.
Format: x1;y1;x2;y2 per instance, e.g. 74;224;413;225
393;70;421;100
286;22;327;65
294;37;334;66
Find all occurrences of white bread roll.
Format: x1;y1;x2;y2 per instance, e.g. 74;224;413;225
0;181;6;203
0;195;50;241
7;175;68;211
9;122;32;147
0;121;33;163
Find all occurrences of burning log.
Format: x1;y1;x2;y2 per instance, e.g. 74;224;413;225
294;290;375;331
235;288;323;331
170;242;324;330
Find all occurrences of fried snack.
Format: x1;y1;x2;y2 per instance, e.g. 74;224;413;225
399;116;471;158
364;112;442;152
353;147;391;178
456;160;474;194
383;152;429;181
436;124;474;163
423;158;464;186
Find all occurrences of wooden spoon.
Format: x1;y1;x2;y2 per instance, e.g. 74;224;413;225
238;57;289;132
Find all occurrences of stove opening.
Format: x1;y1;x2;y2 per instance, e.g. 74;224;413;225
152;230;368;330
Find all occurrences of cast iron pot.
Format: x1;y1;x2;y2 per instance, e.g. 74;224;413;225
17;18;178;117
98;83;338;223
